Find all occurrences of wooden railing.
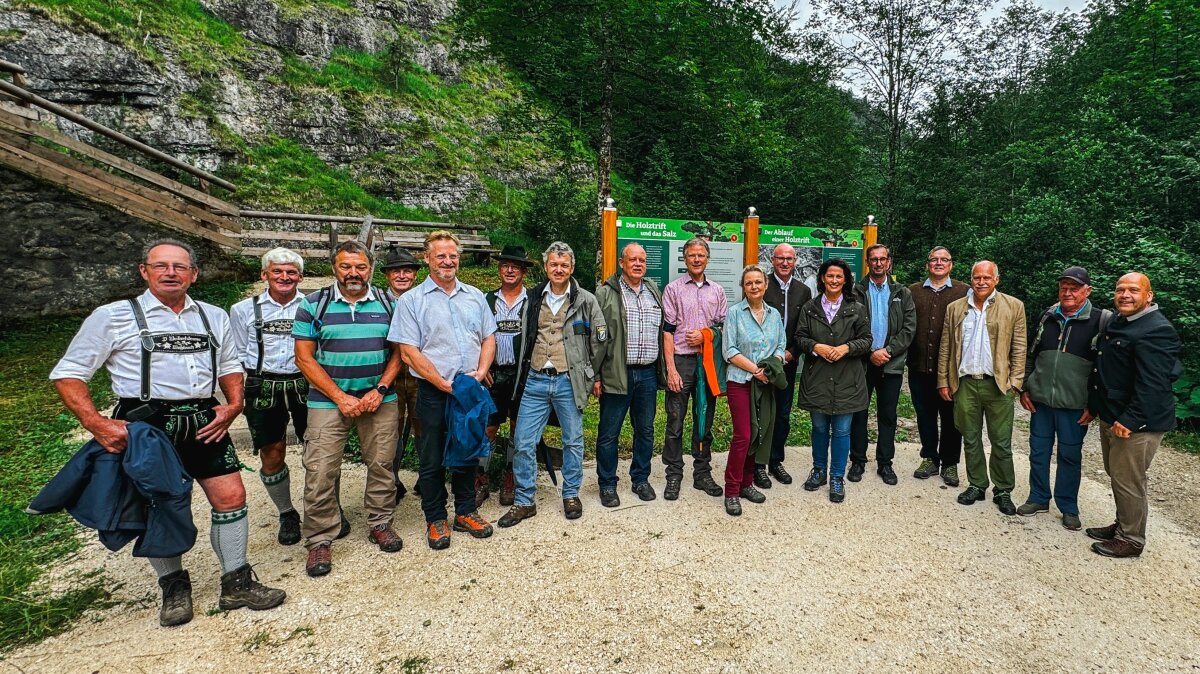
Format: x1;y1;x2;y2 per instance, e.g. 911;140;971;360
239;211;497;262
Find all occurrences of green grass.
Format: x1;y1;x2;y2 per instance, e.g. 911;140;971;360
1165;430;1200;455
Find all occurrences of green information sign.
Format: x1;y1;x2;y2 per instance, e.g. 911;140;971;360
756;224;864;294
616;217;746;303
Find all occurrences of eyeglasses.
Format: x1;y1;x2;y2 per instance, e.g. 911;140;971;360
928;257;952;263
772;256;796;263
145;262;194;273
868;257;890;264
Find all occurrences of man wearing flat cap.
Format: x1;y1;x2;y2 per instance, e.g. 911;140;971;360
381;245;423;498
1017;266;1109;531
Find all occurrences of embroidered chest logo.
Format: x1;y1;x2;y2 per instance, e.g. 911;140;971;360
496;319;522;333
152;333;211;353
261;319;294;334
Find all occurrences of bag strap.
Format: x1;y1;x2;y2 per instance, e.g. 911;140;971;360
195;303;219;397
128;298;153;402
372;286;395;319
252;295;265;377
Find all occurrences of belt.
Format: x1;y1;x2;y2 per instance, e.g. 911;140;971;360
965;373;993;380
628;363;656;370
534;367;565;376
246;369;305;381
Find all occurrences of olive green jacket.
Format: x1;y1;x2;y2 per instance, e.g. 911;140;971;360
795;296;872;415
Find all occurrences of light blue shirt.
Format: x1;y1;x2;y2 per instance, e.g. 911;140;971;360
389;277;498;381
923;277;954;290
960;290;995;377
722;300;786;384
868;280;890;350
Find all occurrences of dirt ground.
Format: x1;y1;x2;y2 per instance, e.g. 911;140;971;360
4;402;1199;674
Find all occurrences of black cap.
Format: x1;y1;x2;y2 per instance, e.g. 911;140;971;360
1059;266;1091;286
380;245;421;270
496;245;533;267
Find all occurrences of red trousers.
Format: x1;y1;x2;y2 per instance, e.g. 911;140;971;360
724;381;757;497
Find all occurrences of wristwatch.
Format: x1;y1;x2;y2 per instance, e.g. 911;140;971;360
375;384;389;395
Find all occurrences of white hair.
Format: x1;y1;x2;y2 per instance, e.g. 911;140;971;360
261;247;305;272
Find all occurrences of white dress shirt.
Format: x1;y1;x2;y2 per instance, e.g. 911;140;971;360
229;291;303;374
959;290;995;377
51;290;241;400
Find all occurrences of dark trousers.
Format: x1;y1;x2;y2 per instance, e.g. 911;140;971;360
850;365;903;467
596;365;658;489
761;364;798;468
1028;403;1087;516
908;369;962;467
415;380;476;523
663;354;715;481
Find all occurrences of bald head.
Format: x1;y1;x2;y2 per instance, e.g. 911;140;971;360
619;242;648;286
771;243;797;281
1114;272;1154;317
970;260;999;299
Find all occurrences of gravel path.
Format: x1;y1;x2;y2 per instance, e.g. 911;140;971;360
6;407;1200;673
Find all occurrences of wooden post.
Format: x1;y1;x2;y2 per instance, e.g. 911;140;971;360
601;198;618;280
328;222;340;258
862;214;877;271
358;214;375;252
743;206;759;266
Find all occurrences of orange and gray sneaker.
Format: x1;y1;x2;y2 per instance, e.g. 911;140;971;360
426;520;451;550
452;511;494;539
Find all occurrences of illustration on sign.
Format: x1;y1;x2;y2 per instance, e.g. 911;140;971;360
756;225;864;294
616;217;745;303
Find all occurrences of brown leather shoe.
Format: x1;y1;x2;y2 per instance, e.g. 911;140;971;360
474;472;491;509
563;497;583;520
306;543;332;577
367;523;403;553
453;511;494;539
499;469;515;506
497;504;536;528
1091;538;1143;558
426;520;451;550
1086;522;1118;541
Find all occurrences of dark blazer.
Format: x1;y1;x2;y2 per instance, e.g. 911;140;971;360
764;273;812;367
794;295;873;415
1088;306;1182;433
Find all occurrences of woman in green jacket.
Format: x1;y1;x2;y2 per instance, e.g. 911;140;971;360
795;258;871;503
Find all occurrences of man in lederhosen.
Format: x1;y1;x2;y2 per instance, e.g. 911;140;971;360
51;239;285;627
381;244;423;500
229;247;308;545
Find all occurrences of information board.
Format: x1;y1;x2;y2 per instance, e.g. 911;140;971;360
756;225;864;295
616;216;746;303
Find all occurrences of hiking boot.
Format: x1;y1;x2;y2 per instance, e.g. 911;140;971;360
941;465;960;487
803;468;827;491
753;466;772;489
426;520;451;550
219;564;286;612
993;490;1017;516
306;543;332;577
497;505;537;528
847;461;866;483
957;485;987;505
474;472;491;509
913;459;938;479
277;510;301;546
829;476;846;503
499;469;516;506
600;487;621;508
337;511;351;540
1091;538;1143;559
877;465;898;485
739;485;766;504
1062;513;1082;531
664;477;682;501
1016;501;1050;517
563;497;583;520
1086;523;1118;541
393;478;407;504
632;482;656;501
453;511;494;538
769;463;793;485
368;524;404;553
725;497;742;516
157;570;193;627
694;474;723;497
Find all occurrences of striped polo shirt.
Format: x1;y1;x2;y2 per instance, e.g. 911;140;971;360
292;284;398;409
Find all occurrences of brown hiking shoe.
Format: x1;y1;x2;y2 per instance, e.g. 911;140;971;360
1091;538;1143;559
499;469;515;506
368;523;403;553
219;564;286;611
497;504;537;528
475;472;491;509
306;543;332;577
453;511;494;538
563;497;583;520
427;520;451;550
157;570;193;627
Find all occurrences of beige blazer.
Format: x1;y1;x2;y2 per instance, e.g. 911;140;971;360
937;291;1027;395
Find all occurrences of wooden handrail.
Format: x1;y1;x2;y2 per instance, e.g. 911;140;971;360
0;59;25;75
0;78;236;192
239;210;486;231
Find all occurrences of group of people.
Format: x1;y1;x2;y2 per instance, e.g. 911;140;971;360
47;232;1182;629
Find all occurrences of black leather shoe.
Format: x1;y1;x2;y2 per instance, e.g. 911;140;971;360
337;511;351;540
803;468;827;491
1086;523;1118;541
694;474;723;497
753;466;772;489
277;510;301;546
600;488;620;508
877;465;898;486
993;490;1017;516
769;464;793;485
724;497;742;516
847;462;866;482
632;482;656;502
1091;538;1143;558
829;476;845;503
664;477;682;501
739;485;766;504
957;485;987;505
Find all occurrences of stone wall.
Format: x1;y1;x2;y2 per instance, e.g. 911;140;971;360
0;166;244;322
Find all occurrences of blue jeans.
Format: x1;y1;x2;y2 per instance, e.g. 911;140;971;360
1028;403;1087;516
512;372;584;506
596;366;658;489
811;412;853;478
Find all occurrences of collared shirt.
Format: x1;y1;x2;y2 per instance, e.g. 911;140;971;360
773;273;792;327
620;277;661;365
820;293;843;323
50;290;240;400
390;276;497;382
723;300;785;383
960;290;995;376
293;284;397;408
229;291;303;374
492;288;527;367
662;274;727;355
923;277;954;291
868;279;890;350
543;285;568;316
